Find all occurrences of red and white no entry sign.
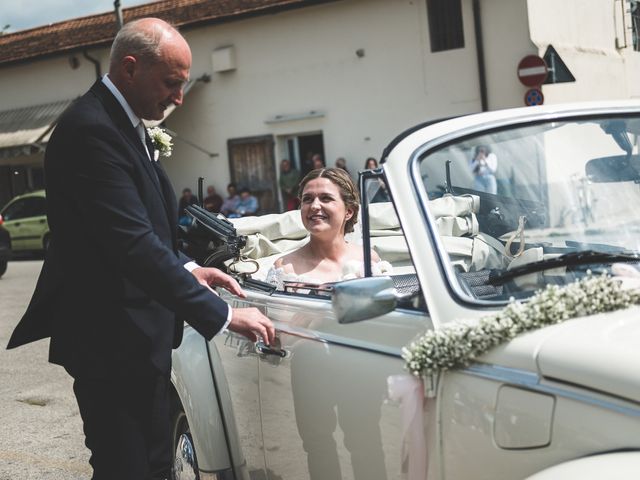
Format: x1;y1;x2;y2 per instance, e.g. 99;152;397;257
517;55;548;87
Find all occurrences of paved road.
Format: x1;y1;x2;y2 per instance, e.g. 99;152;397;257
0;260;91;479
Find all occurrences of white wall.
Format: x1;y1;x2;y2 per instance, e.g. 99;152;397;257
527;0;640;104
481;0;538;110
163;0;487;197
0;51;108;109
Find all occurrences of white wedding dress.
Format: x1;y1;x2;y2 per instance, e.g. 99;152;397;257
266;259;393;291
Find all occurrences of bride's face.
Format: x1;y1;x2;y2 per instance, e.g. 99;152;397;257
300;178;353;237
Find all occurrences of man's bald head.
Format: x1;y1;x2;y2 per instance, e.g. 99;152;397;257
109;18;186;72
108;18;191;121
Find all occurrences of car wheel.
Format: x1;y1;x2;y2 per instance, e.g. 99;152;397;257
171;409;199;480
0;261;6;278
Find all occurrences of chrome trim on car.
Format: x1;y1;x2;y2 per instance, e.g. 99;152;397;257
274;320;404;358
463;363;640;418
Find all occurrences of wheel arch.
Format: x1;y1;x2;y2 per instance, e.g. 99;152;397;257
171;327;233;473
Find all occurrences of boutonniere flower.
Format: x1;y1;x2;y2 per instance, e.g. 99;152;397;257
147;127;173;159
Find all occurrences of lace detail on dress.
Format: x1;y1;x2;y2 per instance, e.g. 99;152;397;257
266;260;393;291
265;268;325;291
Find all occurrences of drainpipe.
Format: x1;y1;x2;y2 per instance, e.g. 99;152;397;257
472;0;488;111
83;51;102;80
114;0;123;30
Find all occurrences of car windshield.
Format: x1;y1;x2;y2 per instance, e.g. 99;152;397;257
418;113;640;302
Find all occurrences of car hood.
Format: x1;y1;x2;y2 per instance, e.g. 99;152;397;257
481;305;640;403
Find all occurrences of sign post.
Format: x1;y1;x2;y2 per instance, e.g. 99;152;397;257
517;55;548;106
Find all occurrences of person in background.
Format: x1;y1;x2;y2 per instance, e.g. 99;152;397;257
469;145;498;194
364;157;378;170
229;187;259;218
178;187;198;226
203;185;223;213
335;157;350;176
312;153;325;170
220;182;240;217
364;157;389;203
279;159;301;211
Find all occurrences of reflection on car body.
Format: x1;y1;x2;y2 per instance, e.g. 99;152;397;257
170;101;640;480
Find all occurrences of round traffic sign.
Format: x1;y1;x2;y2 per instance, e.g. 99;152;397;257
524;87;544;106
517;55;548;87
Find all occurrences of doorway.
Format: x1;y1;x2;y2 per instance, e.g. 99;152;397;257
284;132;325;176
228;135;277;214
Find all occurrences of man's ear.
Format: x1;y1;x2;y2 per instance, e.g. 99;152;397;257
121;56;137;82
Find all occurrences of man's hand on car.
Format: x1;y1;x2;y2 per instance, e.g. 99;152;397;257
228;308;276;345
191;266;246;298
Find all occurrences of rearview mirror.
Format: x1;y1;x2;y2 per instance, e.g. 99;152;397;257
332;276;397;324
586;154;640;183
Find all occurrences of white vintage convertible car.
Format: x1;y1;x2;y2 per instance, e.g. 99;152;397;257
170;101;640;480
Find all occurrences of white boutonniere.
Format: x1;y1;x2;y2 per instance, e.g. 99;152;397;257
147;127;173;159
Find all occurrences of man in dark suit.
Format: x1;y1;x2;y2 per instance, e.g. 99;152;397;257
7;18;274;479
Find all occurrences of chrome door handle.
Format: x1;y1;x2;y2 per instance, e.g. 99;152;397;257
255;341;287;358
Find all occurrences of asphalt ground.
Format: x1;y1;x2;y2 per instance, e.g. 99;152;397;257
0;260;91;479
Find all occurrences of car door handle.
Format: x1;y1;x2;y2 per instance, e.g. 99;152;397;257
255;341;288;358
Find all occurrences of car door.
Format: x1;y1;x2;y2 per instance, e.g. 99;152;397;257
255;178;432;480
1;198;30;250
209;296;267;479
258;297;430;480
19;196;47;250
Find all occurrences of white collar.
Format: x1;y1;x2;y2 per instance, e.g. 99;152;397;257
101;74;141;130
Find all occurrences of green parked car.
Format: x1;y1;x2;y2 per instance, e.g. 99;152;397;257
1;190;50;252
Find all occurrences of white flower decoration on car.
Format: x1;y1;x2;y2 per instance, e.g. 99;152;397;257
402;274;640;378
147;127;173;159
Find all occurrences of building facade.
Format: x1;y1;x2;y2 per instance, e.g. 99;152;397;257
0;0;638;211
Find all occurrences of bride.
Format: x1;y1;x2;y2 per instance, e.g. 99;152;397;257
267;168;390;290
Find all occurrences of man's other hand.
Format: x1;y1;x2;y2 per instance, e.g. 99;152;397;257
191;267;246;298
228;308;276;345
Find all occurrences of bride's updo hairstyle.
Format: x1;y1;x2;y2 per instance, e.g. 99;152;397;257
298;168;360;234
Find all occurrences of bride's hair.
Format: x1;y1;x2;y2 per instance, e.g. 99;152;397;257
298;168;360;233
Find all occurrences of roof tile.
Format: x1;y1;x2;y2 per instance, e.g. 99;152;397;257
0;0;326;67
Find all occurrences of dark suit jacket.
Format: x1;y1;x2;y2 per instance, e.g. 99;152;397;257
7;80;229;378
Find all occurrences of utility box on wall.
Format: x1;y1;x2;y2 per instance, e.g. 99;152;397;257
212;46;236;73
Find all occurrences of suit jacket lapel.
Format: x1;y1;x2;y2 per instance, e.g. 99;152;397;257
89;81;165;200
90;81;178;247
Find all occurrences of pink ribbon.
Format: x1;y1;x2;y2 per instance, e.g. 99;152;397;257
387;374;427;480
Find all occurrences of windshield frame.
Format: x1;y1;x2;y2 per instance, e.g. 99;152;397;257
406;103;640;308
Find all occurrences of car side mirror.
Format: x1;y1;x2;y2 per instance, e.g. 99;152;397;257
332;276;397;324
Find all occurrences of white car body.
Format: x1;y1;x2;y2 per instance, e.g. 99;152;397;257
171;101;640;480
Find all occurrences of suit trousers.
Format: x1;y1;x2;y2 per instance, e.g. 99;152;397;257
72;373;172;480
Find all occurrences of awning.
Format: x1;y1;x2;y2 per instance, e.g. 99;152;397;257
0;99;75;159
0;75;204;159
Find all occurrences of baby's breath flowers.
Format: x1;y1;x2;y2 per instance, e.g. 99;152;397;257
402;274;640;377
147;127;173;158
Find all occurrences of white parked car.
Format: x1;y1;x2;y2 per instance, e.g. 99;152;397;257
171;101;640;480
